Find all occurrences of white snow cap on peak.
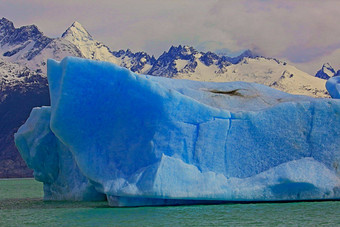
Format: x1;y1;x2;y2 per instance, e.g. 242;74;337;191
61;21;92;41
71;21;83;28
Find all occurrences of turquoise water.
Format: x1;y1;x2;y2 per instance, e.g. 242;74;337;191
1;179;340;226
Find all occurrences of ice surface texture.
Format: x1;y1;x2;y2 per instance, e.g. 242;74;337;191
15;57;340;206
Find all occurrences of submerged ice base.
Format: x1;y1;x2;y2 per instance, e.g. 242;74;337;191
15;57;340;206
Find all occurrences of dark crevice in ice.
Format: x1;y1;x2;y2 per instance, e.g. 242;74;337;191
224;118;233;177
208;89;244;97
306;103;316;157
192;123;202;172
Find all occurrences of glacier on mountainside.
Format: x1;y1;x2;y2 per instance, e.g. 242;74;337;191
15;57;340;206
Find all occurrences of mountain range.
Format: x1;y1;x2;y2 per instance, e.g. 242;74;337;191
0;17;333;177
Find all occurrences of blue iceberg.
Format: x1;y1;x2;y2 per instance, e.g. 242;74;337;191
15;57;340;206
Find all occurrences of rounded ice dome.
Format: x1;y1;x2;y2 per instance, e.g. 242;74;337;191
326;76;340;99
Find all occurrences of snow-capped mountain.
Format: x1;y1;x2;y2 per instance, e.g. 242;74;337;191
145;45;327;98
0;18;52;64
61;21;156;74
0;18;331;177
315;63;340;80
112;49;156;74
0;17;329;98
0;17;83;75
61;21;117;64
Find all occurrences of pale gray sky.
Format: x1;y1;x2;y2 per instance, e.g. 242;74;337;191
1;0;340;74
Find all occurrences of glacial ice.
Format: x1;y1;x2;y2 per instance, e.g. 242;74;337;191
15;57;340;206
14;106;105;201
326;76;340;99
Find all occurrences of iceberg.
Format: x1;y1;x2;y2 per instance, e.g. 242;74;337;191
15;57;340;206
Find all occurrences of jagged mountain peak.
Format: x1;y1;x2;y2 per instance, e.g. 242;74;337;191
223;49;259;64
60;21;123;64
199;51;220;66
71;21;83;28
0;18;52;62
0;18;43;37
238;49;256;58
156;45;200;64
0;18;48;45
0;17;15;40
16;24;44;38
0;17;11;22
61;21;93;41
322;62;334;71
0;17;14;28
168;45;198;56
113;49;142;57
315;62;335;80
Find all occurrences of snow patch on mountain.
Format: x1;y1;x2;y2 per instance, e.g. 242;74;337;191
0;56;46;103
26;38;83;74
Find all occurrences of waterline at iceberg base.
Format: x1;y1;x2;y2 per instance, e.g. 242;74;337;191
15;57;340;207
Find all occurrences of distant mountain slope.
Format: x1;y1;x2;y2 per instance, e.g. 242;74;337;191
0;57;49;177
0;17;330;177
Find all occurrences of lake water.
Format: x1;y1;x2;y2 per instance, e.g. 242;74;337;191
1;179;340;226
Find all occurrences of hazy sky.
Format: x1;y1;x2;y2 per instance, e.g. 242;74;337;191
1;0;340;74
